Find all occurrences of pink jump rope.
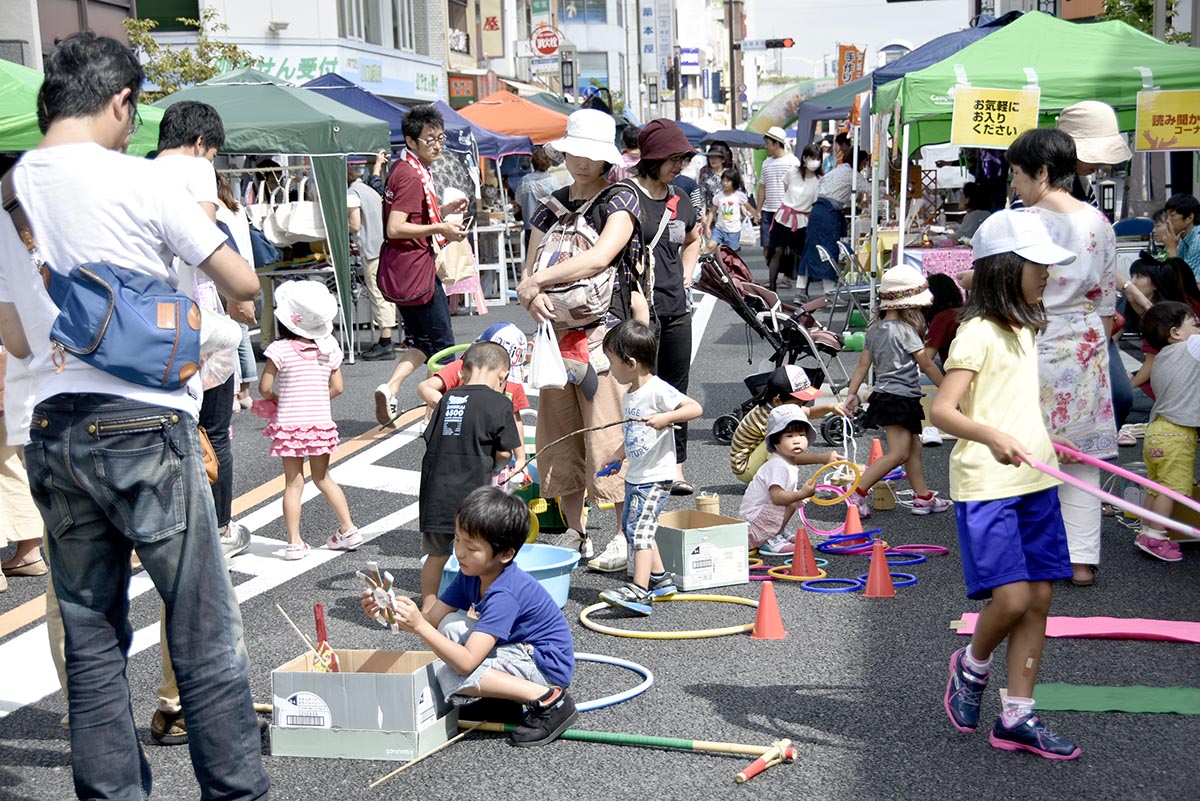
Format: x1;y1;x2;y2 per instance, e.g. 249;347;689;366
1023;443;1200;539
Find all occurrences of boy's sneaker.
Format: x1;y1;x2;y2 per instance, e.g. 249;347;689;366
550;528;594;559
848;490;873;519
759;532;795;556
509;688;578;747
920;426;944;446
989;714;1081;760
325;526;363;551
599;583;653;615
219;522;251;561
944;647;989;733
646;572;678;600
587;537;628;572
912;492;952;516
1134;532;1182;562
374;384;398;428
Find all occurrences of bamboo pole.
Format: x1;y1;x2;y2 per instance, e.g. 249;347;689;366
458;720;793;758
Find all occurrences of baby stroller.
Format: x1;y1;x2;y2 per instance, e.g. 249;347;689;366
696;245;863;447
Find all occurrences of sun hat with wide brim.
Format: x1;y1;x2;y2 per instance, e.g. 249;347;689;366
546;109;624;165
274;280;339;353
878;264;934;310
1056;101;1132;165
764;126;789;146
972;209;1077;266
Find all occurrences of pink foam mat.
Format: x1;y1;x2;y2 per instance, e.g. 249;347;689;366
951;614;1200;644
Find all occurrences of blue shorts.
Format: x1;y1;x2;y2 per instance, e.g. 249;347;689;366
953;486;1072;600
710;227;741;251
622;481;672;551
759;211;775;247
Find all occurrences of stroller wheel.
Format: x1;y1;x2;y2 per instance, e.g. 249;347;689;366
713;414;741;446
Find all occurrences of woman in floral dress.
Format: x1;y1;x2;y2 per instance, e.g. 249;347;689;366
1007;128;1117;586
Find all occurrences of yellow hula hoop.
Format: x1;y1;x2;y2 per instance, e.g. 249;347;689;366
748;557;764;568
805;460;863;506
579;595;758;639
766;566;828;582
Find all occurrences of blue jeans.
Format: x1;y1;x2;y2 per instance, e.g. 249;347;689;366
237;322;258;384
25;394;269;801
1108;338;1133;429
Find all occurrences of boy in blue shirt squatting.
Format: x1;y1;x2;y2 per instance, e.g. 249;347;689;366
361;487;577;747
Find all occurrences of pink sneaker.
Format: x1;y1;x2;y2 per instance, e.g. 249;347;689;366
284;542;310;561
912;492;952;515
1135;533;1182;562
848;490;873;519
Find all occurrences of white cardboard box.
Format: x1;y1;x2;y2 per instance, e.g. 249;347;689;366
270;649;459;762
656;509;749;590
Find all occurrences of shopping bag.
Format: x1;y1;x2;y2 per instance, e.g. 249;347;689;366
272;177;326;243
435;238;476;285
528;320;567;390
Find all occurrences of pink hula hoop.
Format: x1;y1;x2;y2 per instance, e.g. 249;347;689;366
1052;443;1200;518
1025;456;1200;538
798;484;847;536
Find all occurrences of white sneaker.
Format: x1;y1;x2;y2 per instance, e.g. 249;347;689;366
760;532;796;556
921;426;943;446
587;536;628;572
374;384;398;427
285;542;310;561
325;526;362;551
550;528;593;559
220;522;251;561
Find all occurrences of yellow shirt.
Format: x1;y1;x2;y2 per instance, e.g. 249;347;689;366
944;317;1060;502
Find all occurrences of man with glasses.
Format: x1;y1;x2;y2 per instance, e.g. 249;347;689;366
0;33;268;799
374;105;470;427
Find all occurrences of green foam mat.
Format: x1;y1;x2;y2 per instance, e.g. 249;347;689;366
1033;684;1200;715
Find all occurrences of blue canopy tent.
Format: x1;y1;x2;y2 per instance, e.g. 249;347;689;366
792;75;873;149
870;11;1021;93
433;100;533;159
302;73;409;146
700;128;767;149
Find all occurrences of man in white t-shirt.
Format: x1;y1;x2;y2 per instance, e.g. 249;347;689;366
348;156;393;360
756;127;800;284
0;34;269;799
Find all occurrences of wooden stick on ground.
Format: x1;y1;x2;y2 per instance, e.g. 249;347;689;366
369;720;486;789
276;603;318;654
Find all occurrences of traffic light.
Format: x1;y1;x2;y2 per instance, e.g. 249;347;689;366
765;38;794;48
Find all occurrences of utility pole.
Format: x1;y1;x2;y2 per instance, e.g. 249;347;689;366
673;50;682;121
1153;0;1167;40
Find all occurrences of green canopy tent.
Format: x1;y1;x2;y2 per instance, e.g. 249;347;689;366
874;11;1200;156
0;57;163;155
154;68;389;347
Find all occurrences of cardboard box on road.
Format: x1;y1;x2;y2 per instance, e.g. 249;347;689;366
656;509;749;590
271;649;459;762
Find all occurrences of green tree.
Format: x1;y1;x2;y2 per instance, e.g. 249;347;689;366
123;8;259;103
1101;0;1190;45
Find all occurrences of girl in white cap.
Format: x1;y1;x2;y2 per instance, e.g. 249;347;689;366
932;209;1082;761
256;280;359;560
845;264;950;518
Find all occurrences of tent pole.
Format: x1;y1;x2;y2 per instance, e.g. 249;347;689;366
869;111;881;313
849;125;859;257
896;123;910;266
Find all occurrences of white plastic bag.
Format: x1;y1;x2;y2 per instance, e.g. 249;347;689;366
528;320;567;390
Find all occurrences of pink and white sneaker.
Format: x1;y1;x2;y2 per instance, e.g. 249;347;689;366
847;490;874;519
1135;532;1182;562
912;492;952;515
284;542;310;561
325;526;363;551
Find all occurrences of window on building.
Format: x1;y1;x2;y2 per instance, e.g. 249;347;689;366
137;0;199;31
448;0;471;54
338;0;417;50
559;0;607;25
579;52;609;89
393;0;415;51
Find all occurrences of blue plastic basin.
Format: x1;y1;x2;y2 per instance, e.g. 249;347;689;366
438;543;581;609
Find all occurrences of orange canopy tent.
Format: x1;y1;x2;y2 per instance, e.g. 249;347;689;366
458;90;569;145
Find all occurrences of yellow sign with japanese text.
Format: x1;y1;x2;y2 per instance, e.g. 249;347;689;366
480;0;504;59
1135;90;1200;152
949;87;1040;149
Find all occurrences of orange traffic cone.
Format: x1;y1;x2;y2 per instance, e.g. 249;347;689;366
843;501;865;540
863;539;896;598
789;528;821;579
750;581;787;640
868;439;884;466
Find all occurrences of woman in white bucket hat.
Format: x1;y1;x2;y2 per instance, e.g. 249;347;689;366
516;109;645;569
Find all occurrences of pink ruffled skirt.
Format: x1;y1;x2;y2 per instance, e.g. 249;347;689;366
251;399;339;458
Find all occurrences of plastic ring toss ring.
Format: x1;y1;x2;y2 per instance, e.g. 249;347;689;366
748;557;764;568
883;551;927;567
889;544;950;556
800;577;864;593
579;594;758;639
798;486;850;536
766;565;828;582
574;653;655;712
857;572;918;588
805;460;862;504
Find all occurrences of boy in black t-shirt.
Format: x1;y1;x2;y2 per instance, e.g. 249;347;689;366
418;342;520;610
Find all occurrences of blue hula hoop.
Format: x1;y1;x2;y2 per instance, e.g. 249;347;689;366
883;551;927;567
817;538;881;555
801;577;864;593
574;652;655;712
856;572;918;588
823;528;884;543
